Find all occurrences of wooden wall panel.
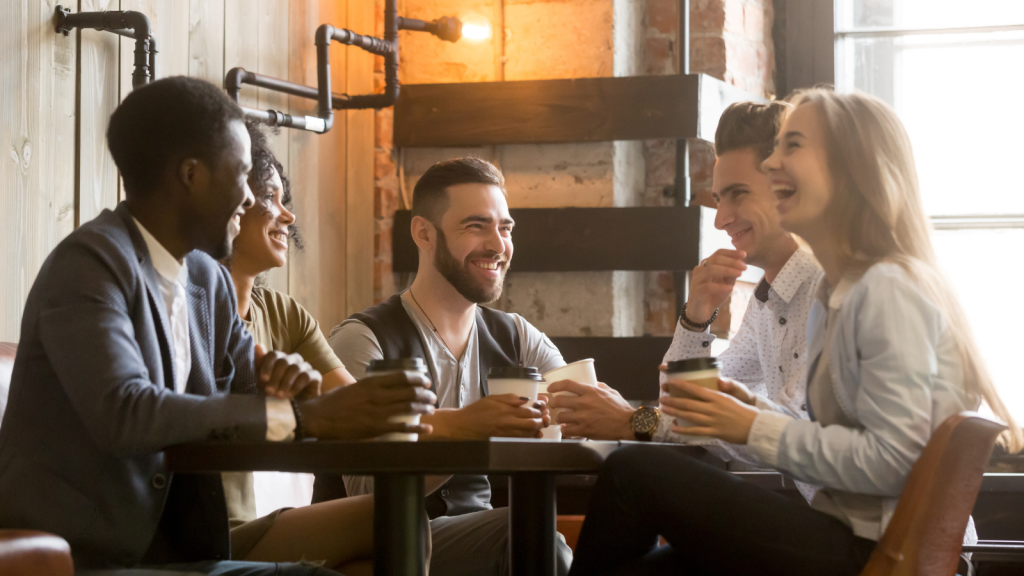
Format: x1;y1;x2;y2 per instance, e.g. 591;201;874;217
224;0;259;108
344;0;374;316
78;0;120;225
0;0;77;341
0;0;373;342
188;0;225;86
286;0;324;322
311;0;350;331
258;0;291;294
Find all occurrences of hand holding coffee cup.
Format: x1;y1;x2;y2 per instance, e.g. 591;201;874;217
540;359;597;440
367;358;431;441
658;357;761;444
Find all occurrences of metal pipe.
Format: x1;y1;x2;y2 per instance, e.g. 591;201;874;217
226;0;461;132
225;67;351;106
55;5;154;89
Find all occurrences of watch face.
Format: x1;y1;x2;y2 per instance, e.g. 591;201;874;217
634;408;658;433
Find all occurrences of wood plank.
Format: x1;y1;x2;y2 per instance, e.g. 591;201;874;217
0;0;77;342
257;0;290;294
344;0;374;315
119;0;189;92
286;0;323;322
310;0;349;331
188;0;224;86
224;0;259;108
392;207;703;273
547;337;674;400
394;74;701;148
79;0;121;225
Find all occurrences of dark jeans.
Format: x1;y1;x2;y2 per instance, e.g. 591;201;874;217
77;560;343;576
568;445;876;576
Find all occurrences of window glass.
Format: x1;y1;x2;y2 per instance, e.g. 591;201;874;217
932;228;1024;421
838;30;1024;215
838;0;1024;31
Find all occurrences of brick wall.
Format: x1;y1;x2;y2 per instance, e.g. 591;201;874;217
371;0;774;339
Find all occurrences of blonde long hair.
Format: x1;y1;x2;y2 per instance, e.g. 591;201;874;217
791;88;1022;452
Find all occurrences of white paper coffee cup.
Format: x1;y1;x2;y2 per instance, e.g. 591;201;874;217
368;358;428;442
540;359;597;440
487;366;543;401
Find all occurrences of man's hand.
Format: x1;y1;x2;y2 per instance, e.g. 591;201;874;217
659;380;759;444
298;371;437;440
547;380;635;441
715;378;757;406
685;249;747;328
256;344;322;400
427;395;547;440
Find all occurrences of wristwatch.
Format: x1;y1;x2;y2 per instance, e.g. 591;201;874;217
629;407;660;442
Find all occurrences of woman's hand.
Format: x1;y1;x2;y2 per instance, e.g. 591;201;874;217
659;380;760;444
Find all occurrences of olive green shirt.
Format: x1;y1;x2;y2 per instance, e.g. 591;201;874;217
224;286;344;527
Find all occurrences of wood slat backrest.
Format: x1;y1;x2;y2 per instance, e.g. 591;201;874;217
861;411;1007;576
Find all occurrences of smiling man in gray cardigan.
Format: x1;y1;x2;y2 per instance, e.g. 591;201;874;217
0;76;434;575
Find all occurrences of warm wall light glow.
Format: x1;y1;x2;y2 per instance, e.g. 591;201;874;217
460;13;491;43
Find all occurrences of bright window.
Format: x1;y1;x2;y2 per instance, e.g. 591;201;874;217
835;0;1024;420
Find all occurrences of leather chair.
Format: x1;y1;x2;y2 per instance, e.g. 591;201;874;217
860;411;1006;576
0;343;74;576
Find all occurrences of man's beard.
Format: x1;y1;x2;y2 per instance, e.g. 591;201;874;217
434;229;507;304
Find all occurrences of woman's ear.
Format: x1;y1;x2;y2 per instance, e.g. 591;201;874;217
410;215;435;252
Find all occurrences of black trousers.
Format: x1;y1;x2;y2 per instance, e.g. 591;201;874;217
568;445;877;576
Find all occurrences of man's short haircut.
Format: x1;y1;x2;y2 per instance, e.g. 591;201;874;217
412;157;506;225
714;101;792;164
107;76;244;196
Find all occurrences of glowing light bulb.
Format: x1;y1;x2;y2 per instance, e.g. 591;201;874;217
460;14;492;43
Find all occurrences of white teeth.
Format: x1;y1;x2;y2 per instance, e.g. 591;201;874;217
475;262;498;270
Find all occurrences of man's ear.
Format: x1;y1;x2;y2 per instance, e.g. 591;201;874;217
177;158;207;195
410;215;436;252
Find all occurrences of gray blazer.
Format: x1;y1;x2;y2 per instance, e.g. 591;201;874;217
0;203;268;569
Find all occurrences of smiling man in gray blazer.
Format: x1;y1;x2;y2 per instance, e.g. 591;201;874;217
0;77;434;575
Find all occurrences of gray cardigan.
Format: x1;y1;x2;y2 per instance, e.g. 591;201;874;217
0;203;267;568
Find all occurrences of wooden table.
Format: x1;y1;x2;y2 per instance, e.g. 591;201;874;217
164;438;710;576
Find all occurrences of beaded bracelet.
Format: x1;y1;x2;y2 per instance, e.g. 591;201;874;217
680;303;719;331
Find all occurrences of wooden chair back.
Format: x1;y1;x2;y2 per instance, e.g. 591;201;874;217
860;411;1006;576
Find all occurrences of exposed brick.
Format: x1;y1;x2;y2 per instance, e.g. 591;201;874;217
644;37;675;75
691;0;726;34
690;36;727;79
744;3;764;40
375;108;393;149
724;0;745;35
647;0;678;36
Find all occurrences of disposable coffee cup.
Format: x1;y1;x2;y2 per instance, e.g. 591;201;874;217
487;366;543;402
661;358;721;443
662;357;721;398
367;358;428;442
540;359;597;440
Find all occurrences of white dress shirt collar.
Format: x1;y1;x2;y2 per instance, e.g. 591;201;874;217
132;217;187;287
766;248;821;305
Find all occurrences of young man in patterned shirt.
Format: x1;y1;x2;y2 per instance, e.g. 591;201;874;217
548;102;823;491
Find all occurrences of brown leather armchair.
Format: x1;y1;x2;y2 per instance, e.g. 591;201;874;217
0;343;74;576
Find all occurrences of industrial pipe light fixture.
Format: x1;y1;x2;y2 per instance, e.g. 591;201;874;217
225;0;472;134
459;14;493;44
54;5;156;90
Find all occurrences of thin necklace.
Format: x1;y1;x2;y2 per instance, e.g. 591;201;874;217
408;287;454;356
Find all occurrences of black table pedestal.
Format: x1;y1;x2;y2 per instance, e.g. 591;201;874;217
374;474;426;576
509;472;557;576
